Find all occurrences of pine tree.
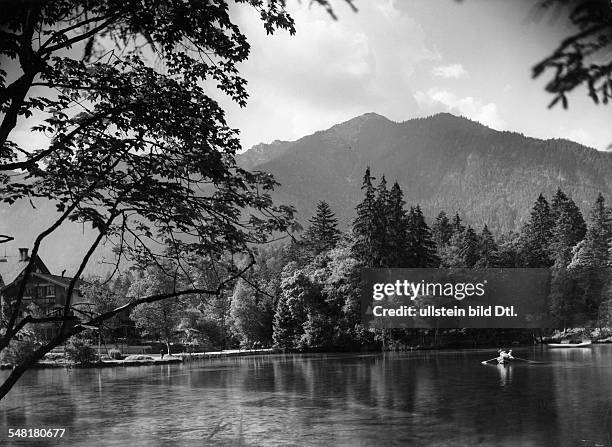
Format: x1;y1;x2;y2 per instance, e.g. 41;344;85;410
373;175;391;267
352;167;378;267
568;193;612;321
476;224;499;267
519;194;554;267
452;212;465;234
432;211;453;248
460;226;481;268
407;205;440;267
550;189;586;266
440;231;464;267
303;201;341;257
386;182;411;267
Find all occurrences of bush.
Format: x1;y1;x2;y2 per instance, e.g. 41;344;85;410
65;338;97;364
0;338;39;365
108;349;123;360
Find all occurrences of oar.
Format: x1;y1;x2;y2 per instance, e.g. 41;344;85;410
511;356;545;364
481;357;499;364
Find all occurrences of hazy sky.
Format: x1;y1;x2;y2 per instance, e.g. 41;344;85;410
215;0;612;151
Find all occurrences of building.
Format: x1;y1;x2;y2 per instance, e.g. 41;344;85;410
0;248;82;339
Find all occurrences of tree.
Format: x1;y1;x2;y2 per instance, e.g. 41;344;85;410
496;232;522;268
373;175;391;265
386;182;411;267
129;266;185;356
78;277;127;339
519;194;554;267
272;262;315;349
406;205;439;267
0;0;348;399
533;0;612;111
550;189;587;266
476;224;499;267
431;211;453;248
459;226;481;268
568;193;612;320
452;213;466;235
230;278;274;348
303;201;341;257
352;167;379;267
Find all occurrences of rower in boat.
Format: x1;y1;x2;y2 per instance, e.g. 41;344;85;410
496;348;514;364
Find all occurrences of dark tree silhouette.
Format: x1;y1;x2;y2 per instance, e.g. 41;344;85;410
303;201;341;256
0;0;354;400
533;0;612;110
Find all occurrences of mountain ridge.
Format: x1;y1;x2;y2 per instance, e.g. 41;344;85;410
237;112;612;232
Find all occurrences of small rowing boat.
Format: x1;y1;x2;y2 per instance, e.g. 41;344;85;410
481;356;514;365
547;340;592;348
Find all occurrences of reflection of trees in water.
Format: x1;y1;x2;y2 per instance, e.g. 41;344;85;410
8;350;612;446
0;369;78;431
549;346;612;447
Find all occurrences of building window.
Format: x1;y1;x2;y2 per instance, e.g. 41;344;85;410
46;285;55;297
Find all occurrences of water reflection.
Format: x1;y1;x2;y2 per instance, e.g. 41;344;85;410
0;347;611;446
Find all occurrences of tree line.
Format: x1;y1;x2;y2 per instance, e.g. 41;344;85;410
67;167;612;352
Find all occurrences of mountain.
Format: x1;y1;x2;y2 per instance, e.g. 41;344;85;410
238;112;612;232
3;112;611;276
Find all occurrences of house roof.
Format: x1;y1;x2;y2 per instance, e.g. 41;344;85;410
0;251;51;288
32;272;83;290
0;256;27;287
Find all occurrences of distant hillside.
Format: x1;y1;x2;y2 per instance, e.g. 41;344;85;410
238;112;612;232
2;112;611;276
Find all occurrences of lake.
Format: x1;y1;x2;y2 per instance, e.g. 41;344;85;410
1;346;612;446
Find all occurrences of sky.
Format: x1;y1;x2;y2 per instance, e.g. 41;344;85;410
213;0;612;151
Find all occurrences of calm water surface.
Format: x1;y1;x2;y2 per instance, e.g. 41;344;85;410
1;346;612;446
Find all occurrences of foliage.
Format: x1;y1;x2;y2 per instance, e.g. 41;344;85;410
533;0;612;110
230;278;274;348
0;0;319;399
476;225;499;268
519;194;555;267
406;205;439;267
129;266;185;355
432;211;453;249
65;337;97;364
0;337;39;365
303;201;341;258
108;349;123;360
352;167;379;267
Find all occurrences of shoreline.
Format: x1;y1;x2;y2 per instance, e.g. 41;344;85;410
0;348;275;370
3;341;612;371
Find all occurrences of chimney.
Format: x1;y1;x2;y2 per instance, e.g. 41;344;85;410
18;248;29;262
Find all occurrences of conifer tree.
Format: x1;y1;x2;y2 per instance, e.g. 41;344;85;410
386;182;411;267
303;201;341;257
550;189;586;266
476;224;499;267
460;226;481;268
407;206;439;267
352;167;378;267
570;193;612;270
373;175;391;266
452;212;466;234
440;232;464;267
568;193;612;321
519;194;554;267
432;211;453;248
